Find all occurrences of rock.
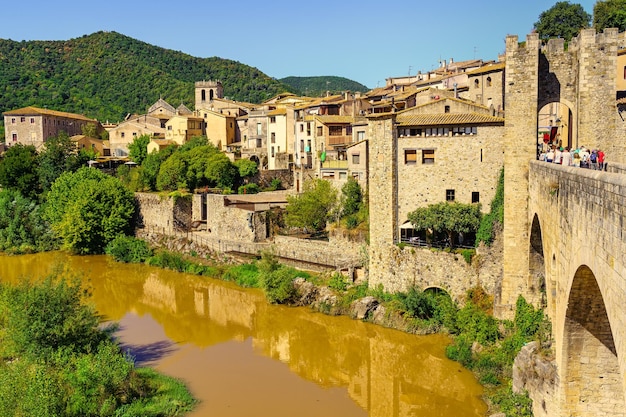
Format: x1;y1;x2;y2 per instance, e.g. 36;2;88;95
350;296;379;320
293;278;318;306
312;286;338;311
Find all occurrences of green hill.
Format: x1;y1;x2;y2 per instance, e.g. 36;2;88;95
0;31;296;122
279;76;369;97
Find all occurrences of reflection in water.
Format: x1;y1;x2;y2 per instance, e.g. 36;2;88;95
0;252;487;417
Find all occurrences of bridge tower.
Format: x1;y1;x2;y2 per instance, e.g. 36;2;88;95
498;29;619;318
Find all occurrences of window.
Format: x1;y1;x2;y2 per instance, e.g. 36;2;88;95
357;131;365;141
30;118;35;124
307;122;311;135
446;189;455;201
422;149;435;164
270;116;276;123
352;154;360;164
257;123;262;135
11;118;15;124
167;125;172;131
271;146;275;157
121;132;125;138
271;132;276;143
300;124;304;132
472;192;480;203
300;140;304;152
20;117;25;122
329;126;342;136
346;126;352;135
11;133;17;142
307;139;311;151
474;79;479;88
404;149;417;164
486;77;492;87
132;132;137;137
317;126;323;136
339;172;347;180
444;105;450;113
256;138;262;148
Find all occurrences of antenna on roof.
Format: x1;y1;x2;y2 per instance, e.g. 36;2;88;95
408;65;413;76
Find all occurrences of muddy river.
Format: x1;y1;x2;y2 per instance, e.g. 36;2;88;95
0;252;487;417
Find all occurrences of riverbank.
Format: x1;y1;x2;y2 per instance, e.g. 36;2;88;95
122;231;546;417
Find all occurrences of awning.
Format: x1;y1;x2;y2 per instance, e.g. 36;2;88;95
400;221;415;229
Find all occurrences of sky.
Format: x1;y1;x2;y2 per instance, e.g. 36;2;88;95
0;0;598;89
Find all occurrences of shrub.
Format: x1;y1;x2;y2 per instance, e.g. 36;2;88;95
260;266;298;304
238;183;260;194
222;263;260;288
328;272;349;292
105;236;153;263
396;287;435;319
459;248;475;264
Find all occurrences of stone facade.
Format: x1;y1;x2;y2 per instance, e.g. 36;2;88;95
135;192;191;231
3;106;100;149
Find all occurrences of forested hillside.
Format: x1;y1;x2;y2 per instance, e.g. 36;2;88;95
0;31;295;122
279;76;369;97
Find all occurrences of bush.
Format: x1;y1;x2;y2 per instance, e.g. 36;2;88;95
260;266;298;304
328;272;349;292
396;286;435;319
105;236;153;263
222;263;260;288
238;183;260;194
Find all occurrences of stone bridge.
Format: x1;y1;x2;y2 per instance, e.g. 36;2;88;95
500;28;626;416
516;161;626;416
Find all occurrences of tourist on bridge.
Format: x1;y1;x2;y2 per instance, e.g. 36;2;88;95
598;149;605;170
561;147;573;166
545;147;554;163
553;147;562;164
579;147;590;168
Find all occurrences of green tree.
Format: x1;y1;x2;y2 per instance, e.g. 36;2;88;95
0;189;56;253
44;167;136;254
205;152;239;189
340;177;362;217
593;0;626;32
534;1;591;42
285;179;338;232
139;144;177;191
80;122;98;138
0;144;40;199
37;132;92;193
234;158;258;182
156;152;188;191
408;201;481;248
127;134;151;165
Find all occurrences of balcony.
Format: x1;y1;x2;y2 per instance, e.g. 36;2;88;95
327;135;352;146
321;160;348;169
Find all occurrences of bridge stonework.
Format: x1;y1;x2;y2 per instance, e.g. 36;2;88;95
501;28;626;416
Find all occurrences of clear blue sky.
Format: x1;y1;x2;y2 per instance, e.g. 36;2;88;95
0;0;598;89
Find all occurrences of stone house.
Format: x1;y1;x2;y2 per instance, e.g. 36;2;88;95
466;62;506;116
107;114;165;156
165;115;205;145
71;135;111;157
199;109;236;152
3;106;102;150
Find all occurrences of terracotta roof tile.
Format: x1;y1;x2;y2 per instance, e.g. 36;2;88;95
396;112;504;126
3;106;97;122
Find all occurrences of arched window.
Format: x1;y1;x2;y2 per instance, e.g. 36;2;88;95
486;77;492;87
209;90;214;100
474;79;479;88
201;90;206;101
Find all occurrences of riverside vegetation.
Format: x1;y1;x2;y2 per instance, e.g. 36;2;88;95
0;125;540;416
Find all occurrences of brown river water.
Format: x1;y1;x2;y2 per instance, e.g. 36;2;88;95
0;252;487;417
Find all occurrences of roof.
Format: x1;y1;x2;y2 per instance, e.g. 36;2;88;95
267;108;287;116
466;62;506;76
3;106;96;122
147;98;176;114
396;112;505;126
315;115;354;124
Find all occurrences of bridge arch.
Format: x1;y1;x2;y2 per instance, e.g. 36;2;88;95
561;265;624;416
528;214;547;310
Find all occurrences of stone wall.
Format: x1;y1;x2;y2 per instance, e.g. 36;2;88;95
513;342;558;417
366;236;502;303
396;124;503;222
135;192;176;230
272;234;364;271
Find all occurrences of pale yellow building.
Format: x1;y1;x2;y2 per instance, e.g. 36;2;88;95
200;110;236;151
165;115;205;145
107;114;165;157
